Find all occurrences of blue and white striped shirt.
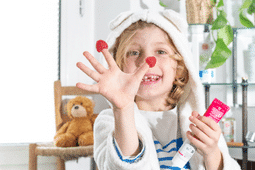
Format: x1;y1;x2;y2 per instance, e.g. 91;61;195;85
113;108;191;169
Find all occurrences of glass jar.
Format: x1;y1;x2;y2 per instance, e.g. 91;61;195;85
221;116;236;142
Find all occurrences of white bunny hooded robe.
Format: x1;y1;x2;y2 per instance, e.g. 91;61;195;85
93;9;241;170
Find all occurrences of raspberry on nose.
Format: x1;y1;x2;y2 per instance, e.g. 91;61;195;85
145;56;157;68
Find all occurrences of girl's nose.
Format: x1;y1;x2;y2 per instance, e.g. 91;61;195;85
145;56;156;68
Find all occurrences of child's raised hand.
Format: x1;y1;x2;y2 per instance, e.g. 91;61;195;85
76;41;150;110
186;111;222;158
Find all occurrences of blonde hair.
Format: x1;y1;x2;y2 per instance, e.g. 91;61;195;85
109;20;189;109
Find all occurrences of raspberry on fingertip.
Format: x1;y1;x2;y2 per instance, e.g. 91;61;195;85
96;40;108;52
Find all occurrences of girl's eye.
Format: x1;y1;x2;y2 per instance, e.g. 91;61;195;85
157;50;166;55
128;51;140;56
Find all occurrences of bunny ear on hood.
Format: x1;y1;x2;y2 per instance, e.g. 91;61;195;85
109;11;134;30
101;10;206;167
161;10;188;35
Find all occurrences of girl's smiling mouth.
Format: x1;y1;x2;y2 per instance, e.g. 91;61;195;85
141;74;162;85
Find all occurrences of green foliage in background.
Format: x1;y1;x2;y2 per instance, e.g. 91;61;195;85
159;0;234;69
239;0;255;27
206;0;233;69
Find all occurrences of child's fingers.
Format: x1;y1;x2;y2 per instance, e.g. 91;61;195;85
192;111;220;132
133;62;150;81
198;116;221;132
76;82;99;93
189;123;210;144
83;51;107;74
189;115;215;139
186;131;206;150
76;62;100;82
189;115;221;142
191;111;200;118
101;49;118;69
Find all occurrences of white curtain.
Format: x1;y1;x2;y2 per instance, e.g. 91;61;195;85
0;0;58;143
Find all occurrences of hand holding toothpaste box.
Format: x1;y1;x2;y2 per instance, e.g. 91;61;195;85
172;98;230;168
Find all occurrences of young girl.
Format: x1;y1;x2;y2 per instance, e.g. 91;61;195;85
76;9;241;170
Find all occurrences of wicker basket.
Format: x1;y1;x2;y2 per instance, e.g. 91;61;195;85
186;0;214;24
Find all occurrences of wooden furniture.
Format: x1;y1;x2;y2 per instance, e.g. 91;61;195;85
29;80;98;170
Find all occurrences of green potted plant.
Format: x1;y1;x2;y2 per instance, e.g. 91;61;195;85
160;0;233;70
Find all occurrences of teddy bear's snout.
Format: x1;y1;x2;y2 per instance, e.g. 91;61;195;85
71;104;87;117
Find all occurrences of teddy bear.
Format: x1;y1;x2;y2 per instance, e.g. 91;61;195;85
54;96;97;147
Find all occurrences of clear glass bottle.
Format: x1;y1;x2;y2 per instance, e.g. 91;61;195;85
199;25;216;83
221;109;236;142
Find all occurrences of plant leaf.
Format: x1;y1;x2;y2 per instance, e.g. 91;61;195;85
217;25;233;46
211;11;228;30
205;39;231;69
217;0;224;8
239;11;254;27
159;0;167;7
240;0;252;11
220;10;227;18
247;2;255;14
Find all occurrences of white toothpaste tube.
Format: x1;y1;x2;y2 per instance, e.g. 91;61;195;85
172;140;196;168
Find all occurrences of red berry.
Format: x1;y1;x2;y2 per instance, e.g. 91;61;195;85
145;56;157;68
96;40;108;52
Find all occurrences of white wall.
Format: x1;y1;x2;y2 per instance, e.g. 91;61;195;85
60;0;95;87
0;0;58;143
0;0;59;168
